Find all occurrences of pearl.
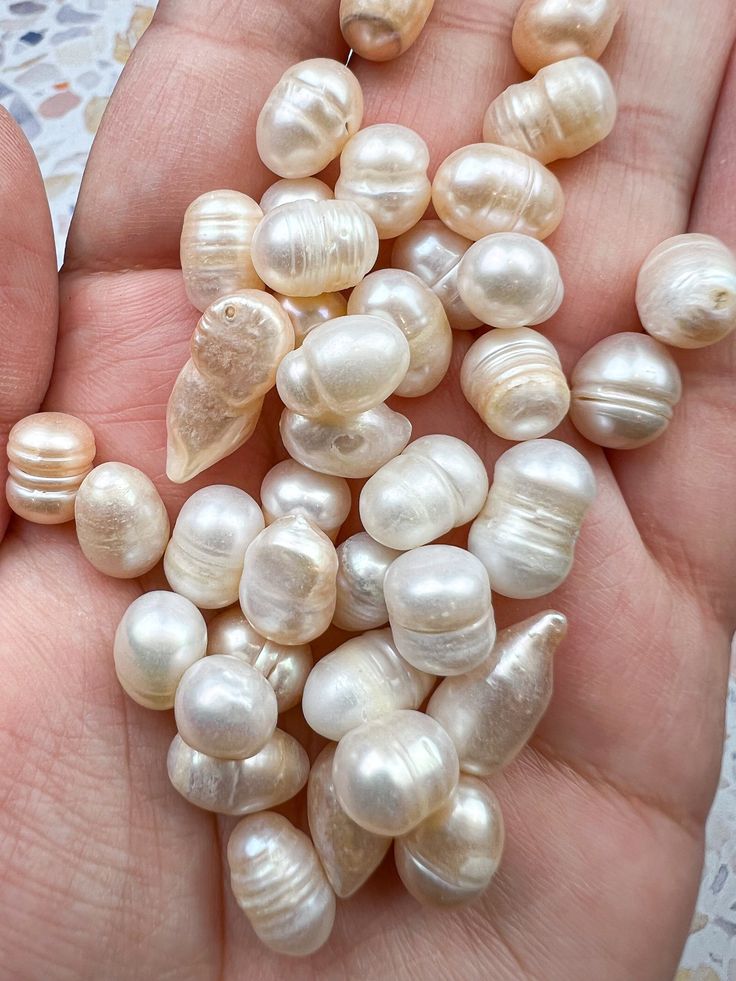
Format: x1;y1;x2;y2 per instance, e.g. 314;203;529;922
461;327;570;440
468;439;596;599
6;412;95;524
333;532;400;631
333;709;459;836
113;591;207;710
260;177;333;213
256;58;363;179
636;233;736;350
75;463;170;578
339;0;436;61
570;332;682;449
512;0;622;75
274;291;348;347
360;435;489;550
384;545;496;676
482;56;617;164
428;611;567;773
260;460;351;541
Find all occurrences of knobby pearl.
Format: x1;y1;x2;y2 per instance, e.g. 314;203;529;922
260;460;351;541
260;177;334;213
339;0;436;61
333;532;401;631
512;0;622;75
274;291;348;347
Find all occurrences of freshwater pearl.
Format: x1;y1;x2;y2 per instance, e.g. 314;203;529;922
113;591;207;710
251;199;379;296
360;435;489;550
164;485;265;609
180;190;263;311
512;0;622;75
428;611;567;773
457;233;564;328
228;812;336;957
570;332;682;449
636;233;736;349
482;56;617;164
347;269;452;397
384;545;496;676
75;463;170;578
461;327;570;440
260;177;333;213
256;58;363;179
468;440;596;598
333;709;459;836
274;292;348;347
333;532;400;631
260;460;351;541
6;412;95;524
339;0;436;61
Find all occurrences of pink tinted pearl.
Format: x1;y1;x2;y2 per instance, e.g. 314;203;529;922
512;0;622;75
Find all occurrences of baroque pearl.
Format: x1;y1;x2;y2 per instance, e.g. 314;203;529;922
260;460;351;541
260;177;333;213
512;0;622;75
570;332;682;449
469;439;596;598
274;291;348;347
333;532;400;631
6;412;96;524
339;0;435;61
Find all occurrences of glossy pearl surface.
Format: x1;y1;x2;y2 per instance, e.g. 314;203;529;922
512;0;622;75
340;0;435;60
274;291;348;346
260;177;333;213
333;532;400;631
6;412;95;524
260;460;351;541
570;332;682;449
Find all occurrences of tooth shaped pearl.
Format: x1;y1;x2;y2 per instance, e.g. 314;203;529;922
274;292;348;347
6;412;96;524
384;545;496;676
260;177;334;213
482;56;617;164
428;611;567;773
75;463;170;578
512;0;622;75
469;440;596;599
260;460;351;542
333;532;401;631
340;0;435;61
461;327;570;440
180;191;263;311
227;812;336;957
302;628;434;740
360;435;489;551
113;591;207;710
570;332;682;449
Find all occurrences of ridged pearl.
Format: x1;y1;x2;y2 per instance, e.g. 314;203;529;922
570;332;682;449
360;435;489;550
113;591;207;710
274;292;348;347
512;0;622;75
636;233;736;350
75;463;170;578
333;532;400;631
260;177;333;213
339;0;436;61
251;199;379;296
428;611;567;773
256;58;363;179
461;327;570;440
482;56;617;164
6;412;95;524
333;710;459;836
227;812;336;957
469;440;596;599
260;460;351;541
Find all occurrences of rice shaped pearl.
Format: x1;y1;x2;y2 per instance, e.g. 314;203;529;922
180;190;263;312
252;199;379;296
384;545;496;676
432;143;564;242
274;291;349;347
482;56;617;164
335;124;431;239
260;460;350;541
75;463;170;578
512;0;622;75
113;591;207;710
461;327;570;440
260;177;334;213
256;58;363;179
636;233;736;349
339;0;436;61
360;435;489;551
570;332;682;449
469;440;596;599
228;812;336;957
333;532;401;631
6;412;96;524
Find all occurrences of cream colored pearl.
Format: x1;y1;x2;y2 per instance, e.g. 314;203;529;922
333;532;400;631
75;463;170;578
260;178;333;213
113;591;207;710
6;412;96;524
636;233;736;349
256;58;363;179
428;611;567;774
335;124;431;239
340;0;435;61
260;460;351;541
432;143;564;242
461;327;570;440
228;812;336;957
274;292;348;347
482;56;617;164
251;199;379;296
512;0;622;75
180;190;263;311
469;440;596;599
570;332;682;449
360;435;489;550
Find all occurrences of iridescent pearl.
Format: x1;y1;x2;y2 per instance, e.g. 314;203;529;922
512;0;622;75
570;332;682;449
260;177;333;213
469;440;596;599
333;532;400;631
339;0;436;61
274;292;348;347
260;460;351;541
6;412;95;524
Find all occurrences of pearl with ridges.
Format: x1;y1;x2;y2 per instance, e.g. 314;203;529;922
333;532;400;631
260;460;351;541
512;0;622;75
339;0;436;61
260;177;333;213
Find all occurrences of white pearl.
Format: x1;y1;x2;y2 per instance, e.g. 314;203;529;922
333;532;401;631
274;291;348;347
512;0;622;75
260;460;351;541
260;177;333;213
339;0;436;61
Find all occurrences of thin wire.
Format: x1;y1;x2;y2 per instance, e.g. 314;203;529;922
345;48;354;67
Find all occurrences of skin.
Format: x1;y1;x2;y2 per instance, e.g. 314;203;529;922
0;0;735;977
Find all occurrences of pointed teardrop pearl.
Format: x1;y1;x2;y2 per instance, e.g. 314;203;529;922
339;0;436;61
512;0;622;75
260;460;351;542
333;532;401;631
274;291;348;347
260;177;333;213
